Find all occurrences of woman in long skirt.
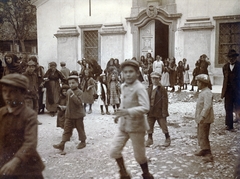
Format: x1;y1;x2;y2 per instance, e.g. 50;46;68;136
44;62;66;116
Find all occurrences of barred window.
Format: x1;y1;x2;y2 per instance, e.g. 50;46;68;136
84;30;98;61
218;22;240;65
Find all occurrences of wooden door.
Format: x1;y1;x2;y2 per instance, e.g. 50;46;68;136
140;20;155;58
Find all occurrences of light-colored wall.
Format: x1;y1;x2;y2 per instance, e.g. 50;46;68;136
174;0;240;84
36;0;60;70
35;0;132;71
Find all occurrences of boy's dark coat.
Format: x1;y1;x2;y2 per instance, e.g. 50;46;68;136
0;105;45;175
147;84;169;118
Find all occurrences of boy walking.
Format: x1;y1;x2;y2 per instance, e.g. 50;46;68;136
53;75;87;153
0;74;45;178
110;60;153;179
145;72;171;147
194;74;214;162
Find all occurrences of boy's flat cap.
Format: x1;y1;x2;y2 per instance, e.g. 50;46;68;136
195;74;210;84
120;60;139;70
150;72;161;78
0;74;29;90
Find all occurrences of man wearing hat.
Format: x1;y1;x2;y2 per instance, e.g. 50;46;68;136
110;60;154;179
23;60;42;125
0;74;45;178
221;49;240;130
145;71;171;147
194;74;214;162
60;62;70;79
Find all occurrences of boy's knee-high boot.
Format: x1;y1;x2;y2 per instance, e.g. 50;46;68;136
140;162;154;179
116;157;131;179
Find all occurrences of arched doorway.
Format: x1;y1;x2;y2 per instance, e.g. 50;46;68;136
127;7;181;59
139;20;169;59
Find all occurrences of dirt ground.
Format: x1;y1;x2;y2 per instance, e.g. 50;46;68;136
37;91;240;179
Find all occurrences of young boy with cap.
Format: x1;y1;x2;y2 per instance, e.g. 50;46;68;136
0;74;45;178
145;71;171;147
110;60;154;179
60;62;70;79
194;74;214;162
23;60;42;125
53;74;87;153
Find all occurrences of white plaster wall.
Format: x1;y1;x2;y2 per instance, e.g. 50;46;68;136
36;0;132;71
36;0;60;70
176;0;240;26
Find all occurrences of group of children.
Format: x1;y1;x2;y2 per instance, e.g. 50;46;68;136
0;54;215;178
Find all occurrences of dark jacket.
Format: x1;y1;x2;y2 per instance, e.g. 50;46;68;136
221;61;240;99
0;105;45;175
65;88;86;119
147;84;169;118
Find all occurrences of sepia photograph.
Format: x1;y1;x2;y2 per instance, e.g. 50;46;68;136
0;0;239;178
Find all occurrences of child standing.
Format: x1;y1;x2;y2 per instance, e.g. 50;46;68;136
97;74;110;115
80;69;96;114
190;64;200;91
183;58;190;90
194;74;214;162
146;72;171;147
53;75;87;153
110;60;153;179
108;73;121;114
23;60;42;125
176;61;184;92
161;59;170;90
57;84;69;129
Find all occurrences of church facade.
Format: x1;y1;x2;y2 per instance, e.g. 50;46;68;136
33;0;240;85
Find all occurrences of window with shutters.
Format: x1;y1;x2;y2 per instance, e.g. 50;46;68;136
214;16;240;67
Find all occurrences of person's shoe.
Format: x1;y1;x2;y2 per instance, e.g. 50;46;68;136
77;142;86;149
50;112;55;117
101;111;105;115
202;153;213;162
88;109;92;114
106;111;111;115
163;137;171;147
142;172;154;179
53;142;64;151
225;126;235;132
145;138;153;147
233;119;239;123
189;89;194;91
38;120;42;125
194;150;207;156
119;170;131;179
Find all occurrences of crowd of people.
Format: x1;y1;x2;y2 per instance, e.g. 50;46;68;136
0;49;239;178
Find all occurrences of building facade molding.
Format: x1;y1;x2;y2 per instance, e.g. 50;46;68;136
99;23;127;36
181;17;214;31
54;26;79;38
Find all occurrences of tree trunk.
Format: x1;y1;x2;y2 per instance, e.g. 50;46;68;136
20;39;26;52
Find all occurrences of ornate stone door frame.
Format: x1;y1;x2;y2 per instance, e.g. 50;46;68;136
126;8;181;59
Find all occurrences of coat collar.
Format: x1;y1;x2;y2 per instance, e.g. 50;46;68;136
123;79;139;87
2;104;25;116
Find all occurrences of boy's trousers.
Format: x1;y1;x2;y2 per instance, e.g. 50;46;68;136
197;123;211;150
147;117;168;134
110;129;147;164
62;118;86;142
